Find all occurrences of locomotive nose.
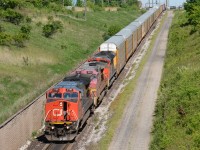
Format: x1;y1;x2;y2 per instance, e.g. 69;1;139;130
45;101;67;122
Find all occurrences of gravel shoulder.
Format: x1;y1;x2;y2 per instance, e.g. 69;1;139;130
109;11;174;150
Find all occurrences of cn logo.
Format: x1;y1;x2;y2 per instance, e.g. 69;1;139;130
53;109;63;116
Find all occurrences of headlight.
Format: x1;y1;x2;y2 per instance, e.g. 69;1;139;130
60;102;62;107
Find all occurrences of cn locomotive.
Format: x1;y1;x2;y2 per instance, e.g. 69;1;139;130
44;4;165;141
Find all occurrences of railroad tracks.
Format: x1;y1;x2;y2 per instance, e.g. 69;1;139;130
27;13;163;150
44;143;70;150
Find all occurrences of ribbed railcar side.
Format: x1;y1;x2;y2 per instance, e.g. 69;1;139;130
100;36;126;75
129;22;142;45
124;24;138;54
134;14;148;38
115;29;134;61
148;8;157;30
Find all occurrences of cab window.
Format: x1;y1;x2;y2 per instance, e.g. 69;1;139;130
48;92;62;98
64;92;78;99
64;92;78;103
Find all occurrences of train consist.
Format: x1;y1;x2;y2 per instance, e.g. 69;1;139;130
44;4;165;141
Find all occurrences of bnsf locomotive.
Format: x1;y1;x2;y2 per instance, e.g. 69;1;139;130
44;4;165;141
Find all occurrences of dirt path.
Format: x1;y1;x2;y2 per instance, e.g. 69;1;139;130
109;11;174;150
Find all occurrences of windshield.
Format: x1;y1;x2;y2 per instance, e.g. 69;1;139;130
64;92;78;99
64;92;78;103
48;92;62;98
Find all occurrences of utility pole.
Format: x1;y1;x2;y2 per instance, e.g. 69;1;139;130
166;0;169;8
149;0;150;8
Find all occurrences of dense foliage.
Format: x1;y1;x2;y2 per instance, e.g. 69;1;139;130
184;0;200;32
151;11;200;150
43;20;63;37
102;24;121;40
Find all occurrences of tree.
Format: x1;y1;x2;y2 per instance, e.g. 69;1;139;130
184;0;200;32
43;20;63;38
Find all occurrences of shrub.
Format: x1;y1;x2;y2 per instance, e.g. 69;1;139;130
52;21;63;31
31;0;49;8
13;32;29;47
48;16;53;21
102;24;121;41
36;21;42;27
64;0;72;6
77;0;83;7
20;25;31;35
0;32;12;45
108;25;121;36
42;20;63;38
43;24;53;37
0;0;22;9
0;25;4;32
3;9;24;25
120;2;128;8
48;2;63;12
25;16;32;23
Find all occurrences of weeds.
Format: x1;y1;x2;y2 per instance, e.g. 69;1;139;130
150;11;200;150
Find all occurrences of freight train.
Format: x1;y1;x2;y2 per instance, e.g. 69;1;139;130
44;4;166;141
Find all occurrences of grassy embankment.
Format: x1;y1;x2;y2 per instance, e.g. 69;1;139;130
0;7;142;124
86;11;168;150
150;11;200;150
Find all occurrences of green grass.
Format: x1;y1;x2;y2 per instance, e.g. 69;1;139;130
150;11;200;150
85;12;168;150
0;8;143;124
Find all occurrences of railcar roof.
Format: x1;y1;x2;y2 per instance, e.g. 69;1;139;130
129;21;141;27
134;5;159;24
115;28;133;39
135;13;152;23
124;24;138;32
103;35;125;47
